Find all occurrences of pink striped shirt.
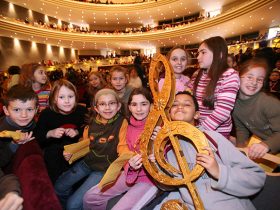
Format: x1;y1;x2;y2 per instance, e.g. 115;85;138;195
188;68;240;137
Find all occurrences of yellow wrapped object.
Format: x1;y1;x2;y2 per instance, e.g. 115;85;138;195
98;152;135;189
0;130;23;141
64;139;90;164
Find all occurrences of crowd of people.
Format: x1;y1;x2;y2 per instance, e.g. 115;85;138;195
75;0;158;5
1;36;280;210
0;10;206;36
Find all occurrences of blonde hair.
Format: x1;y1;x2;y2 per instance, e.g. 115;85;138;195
94;88;121;105
109;66;129;79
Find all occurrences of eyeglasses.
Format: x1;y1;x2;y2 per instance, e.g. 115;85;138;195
97;101;118;108
241;75;264;84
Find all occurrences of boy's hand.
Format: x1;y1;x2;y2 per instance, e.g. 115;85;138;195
129;154;143;170
196;147;219;180
64;129;78;138
16;131;34;144
248;142;269;159
63;151;73;161
0;192;23;210
148;154;156;163
47;128;65;138
151;126;162;140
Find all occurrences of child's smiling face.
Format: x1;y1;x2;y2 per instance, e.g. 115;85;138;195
170;94;199;125
239;66;266;100
4;99;37;126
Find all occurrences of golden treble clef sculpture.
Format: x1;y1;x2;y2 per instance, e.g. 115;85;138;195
140;53;209;210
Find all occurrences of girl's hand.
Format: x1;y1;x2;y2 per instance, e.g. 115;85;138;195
248;142;269;159
128;154;143;170
150;126;162;140
63;151;73;161
196;147;219;180
64;129;78;138
47;128;65;138
16;131;34;144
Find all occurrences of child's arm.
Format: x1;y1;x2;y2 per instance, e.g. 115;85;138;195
209;132;266;197
0;192;23;210
0;142;14;168
232;113;251;147
33;110;53;146
117;120;130;155
259;98;280;154
0;173;23;210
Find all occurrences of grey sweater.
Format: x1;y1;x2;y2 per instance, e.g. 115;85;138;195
233;92;280;153
155;129;266;210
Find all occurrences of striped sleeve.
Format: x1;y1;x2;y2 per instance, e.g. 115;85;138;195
201;69;240;131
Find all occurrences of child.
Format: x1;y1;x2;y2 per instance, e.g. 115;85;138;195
83;88;157;210
159;46;190;93
0;85;37;153
188;36;240;138
0;85;37;210
154;91;265;210
227;54;237;70
268;70;280;99
34;79;87;183
128;67;142;89
19;63;51;113
54;88;130;210
233;58;280;159
84;71;107;108
109;66;134;113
